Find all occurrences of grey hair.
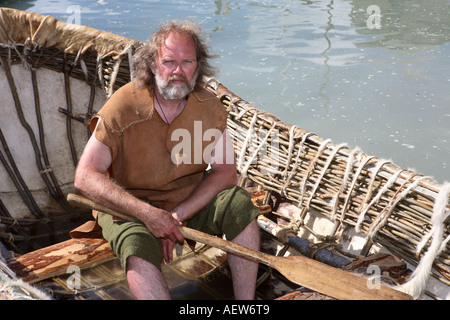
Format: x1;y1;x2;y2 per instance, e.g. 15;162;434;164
132;20;218;88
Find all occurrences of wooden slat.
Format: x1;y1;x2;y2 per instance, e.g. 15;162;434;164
7;238;115;283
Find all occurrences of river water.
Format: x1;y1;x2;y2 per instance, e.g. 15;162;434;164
3;0;450;183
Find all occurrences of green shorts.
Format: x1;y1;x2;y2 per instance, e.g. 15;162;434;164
97;186;259;271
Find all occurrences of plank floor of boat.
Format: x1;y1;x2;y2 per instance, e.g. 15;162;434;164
6;234;298;300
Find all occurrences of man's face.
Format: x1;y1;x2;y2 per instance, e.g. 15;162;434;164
152;32;199;100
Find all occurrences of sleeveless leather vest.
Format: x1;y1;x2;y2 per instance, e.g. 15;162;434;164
92;81;228;210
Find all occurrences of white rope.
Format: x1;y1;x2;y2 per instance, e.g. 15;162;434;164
0;279;52;300
416;182;450;254
355;168;403;232
339;155;375;224
358;159;392;213
241;121;278;178
367;176;428;240
281;132;314;197
80;57;89;81
399;182;450;299
305;143;347;212
128;45;134;81
236;103;254;120
299;138;332;205
107;43;134;97
331;147;360;221
282;125;298;178
237;111;258;173
107;58;122;98
0;260;52;300
96;54;105;92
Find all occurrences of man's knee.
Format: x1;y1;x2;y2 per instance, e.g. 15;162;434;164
215;186;260;240
126;255;171;300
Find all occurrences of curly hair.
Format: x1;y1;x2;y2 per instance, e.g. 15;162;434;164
132;20;217;88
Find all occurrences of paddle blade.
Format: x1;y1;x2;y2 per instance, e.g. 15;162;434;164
273;255;412;300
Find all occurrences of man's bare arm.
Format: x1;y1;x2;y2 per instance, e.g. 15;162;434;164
170;129;238;223
74;122;184;243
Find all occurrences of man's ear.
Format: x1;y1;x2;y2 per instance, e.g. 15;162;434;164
150;60;157;75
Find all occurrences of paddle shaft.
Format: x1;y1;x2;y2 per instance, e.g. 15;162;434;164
67;193;412;300
175;226;412;300
67;194;269;263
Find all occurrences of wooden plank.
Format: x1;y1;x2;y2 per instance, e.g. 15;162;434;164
249;189;272;214
7;238;115;284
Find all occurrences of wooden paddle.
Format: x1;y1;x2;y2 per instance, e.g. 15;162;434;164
67;193;412;300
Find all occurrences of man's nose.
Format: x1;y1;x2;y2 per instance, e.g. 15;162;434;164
173;65;183;74
172;63;184;74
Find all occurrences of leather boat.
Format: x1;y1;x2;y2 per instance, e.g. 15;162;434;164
0;8;448;300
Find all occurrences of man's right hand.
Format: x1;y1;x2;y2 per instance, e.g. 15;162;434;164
142;208;184;264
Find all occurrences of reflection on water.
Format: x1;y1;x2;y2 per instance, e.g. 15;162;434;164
3;0;449;182
213;0;449;182
353;0;450;49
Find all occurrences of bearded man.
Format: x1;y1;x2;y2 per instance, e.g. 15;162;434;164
74;20;260;300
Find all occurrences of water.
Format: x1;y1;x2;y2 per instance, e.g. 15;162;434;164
3;0;449;183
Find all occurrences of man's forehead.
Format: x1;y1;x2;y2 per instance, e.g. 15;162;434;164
159;32;196;57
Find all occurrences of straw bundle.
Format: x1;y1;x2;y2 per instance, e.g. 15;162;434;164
205;79;450;293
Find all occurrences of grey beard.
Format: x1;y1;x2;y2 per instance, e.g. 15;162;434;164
154;69;199;100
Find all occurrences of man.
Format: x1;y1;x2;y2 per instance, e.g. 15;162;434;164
74;20;260;300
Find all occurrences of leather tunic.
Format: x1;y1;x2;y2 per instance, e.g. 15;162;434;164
91;81;228;211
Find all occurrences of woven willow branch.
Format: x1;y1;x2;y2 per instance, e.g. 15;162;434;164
206;78;450;287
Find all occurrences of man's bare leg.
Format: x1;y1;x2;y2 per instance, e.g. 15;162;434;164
227;219;260;300
126;256;171;300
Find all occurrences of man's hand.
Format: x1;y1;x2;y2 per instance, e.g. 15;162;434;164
161;238;176;264
141;209;184;264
